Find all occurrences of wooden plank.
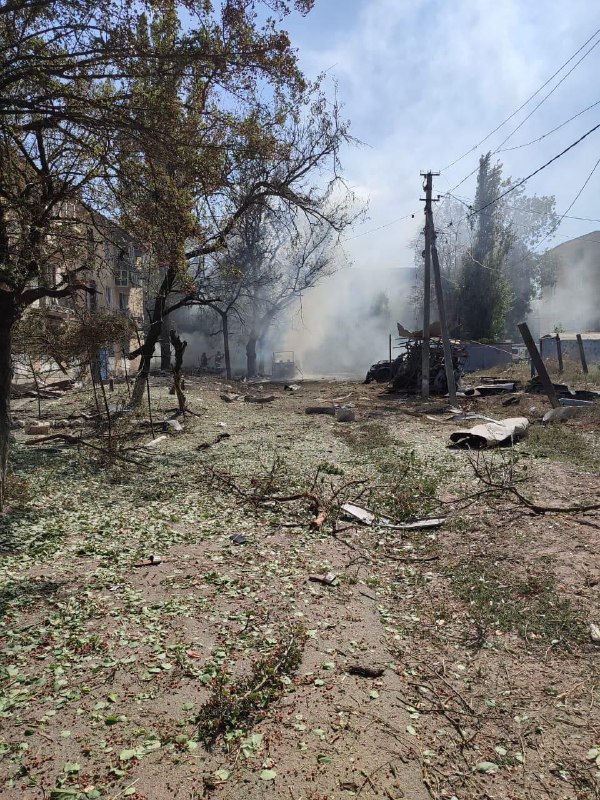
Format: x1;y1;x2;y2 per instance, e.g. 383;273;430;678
555;334;564;373
518;323;560;408
576;333;589;374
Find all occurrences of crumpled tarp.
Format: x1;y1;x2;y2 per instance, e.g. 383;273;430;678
449;416;529;449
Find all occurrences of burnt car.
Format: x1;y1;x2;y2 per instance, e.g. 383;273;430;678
365;339;465;395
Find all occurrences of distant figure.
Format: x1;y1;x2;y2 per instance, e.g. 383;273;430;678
214;351;223;369
200;351;208;369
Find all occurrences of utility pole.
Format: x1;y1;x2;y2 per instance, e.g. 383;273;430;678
431;237;458;407
420;171;439;399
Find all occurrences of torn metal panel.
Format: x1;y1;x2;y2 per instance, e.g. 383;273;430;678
449;416;529;449
340;502;445;530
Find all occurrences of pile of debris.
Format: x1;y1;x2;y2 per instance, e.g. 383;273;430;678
365;339;466;395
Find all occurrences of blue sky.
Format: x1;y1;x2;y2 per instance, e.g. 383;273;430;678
283;0;600;270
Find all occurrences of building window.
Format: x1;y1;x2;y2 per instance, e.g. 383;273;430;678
115;250;129;286
105;287;112;308
119;292;128;313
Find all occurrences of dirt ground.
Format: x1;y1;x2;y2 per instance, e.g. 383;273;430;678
1;373;600;800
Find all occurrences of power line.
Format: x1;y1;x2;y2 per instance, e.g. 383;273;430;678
342;213;416;242
441;25;600;172
534;155;600;248
493;37;600;152
497;98;600;152
467;121;600;218
444;190;600;224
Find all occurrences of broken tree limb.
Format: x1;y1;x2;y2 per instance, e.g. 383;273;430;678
26;433;148;467
468;454;600;515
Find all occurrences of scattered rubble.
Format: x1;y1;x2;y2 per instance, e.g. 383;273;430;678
543;407;582;424
164;419;183;432
308;572;339;586
144;435;167;448
335;406;356;422
305;406;335;416
25;422;51;435
347;664;385;678
197;432;230;450
244;394;276;403
220;392;242;403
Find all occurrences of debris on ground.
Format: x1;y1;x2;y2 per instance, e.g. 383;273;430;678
308;572;339;586
231;533;249;545
197;432;231;450
341;502;381;526
24;422;51;435
542;407;583;423
340;502;444;530
134;555;163;567
144;435;167;447
5;371;600;800
558;397;596;407
335;406;356;422
305;406;335;415
347;664;385;678
164;418;183;432
284;384;300;392
220;392;242;403
244;394;276;403
449;416;529;448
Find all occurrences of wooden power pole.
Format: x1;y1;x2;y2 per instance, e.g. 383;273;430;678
420;171;457;406
431;239;458;407
420;172;436;398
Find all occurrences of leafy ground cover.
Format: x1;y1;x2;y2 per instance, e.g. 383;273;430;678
1;376;599;799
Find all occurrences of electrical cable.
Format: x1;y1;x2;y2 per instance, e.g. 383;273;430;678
534;155;600;248
342;213;416;242
493;37;600;153
441;25;600;172
445;190;600;224
467;121;600;218
498;98;600;152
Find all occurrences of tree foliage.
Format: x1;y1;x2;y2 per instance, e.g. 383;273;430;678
458;154;513;341
428;155;558;341
0;0;340;505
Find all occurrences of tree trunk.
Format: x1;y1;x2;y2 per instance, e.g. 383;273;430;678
160;317;171;371
129;265;176;408
246;335;257;378
0;298;14;511
222;313;232;380
130;322;161;408
169;329;187;414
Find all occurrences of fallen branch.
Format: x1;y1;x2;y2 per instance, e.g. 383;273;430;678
468;453;600;515
26;433;147;467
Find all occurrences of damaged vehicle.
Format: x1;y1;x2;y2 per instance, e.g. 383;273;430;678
365;337;466;394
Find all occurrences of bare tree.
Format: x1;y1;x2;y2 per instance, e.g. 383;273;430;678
203;203;342;377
